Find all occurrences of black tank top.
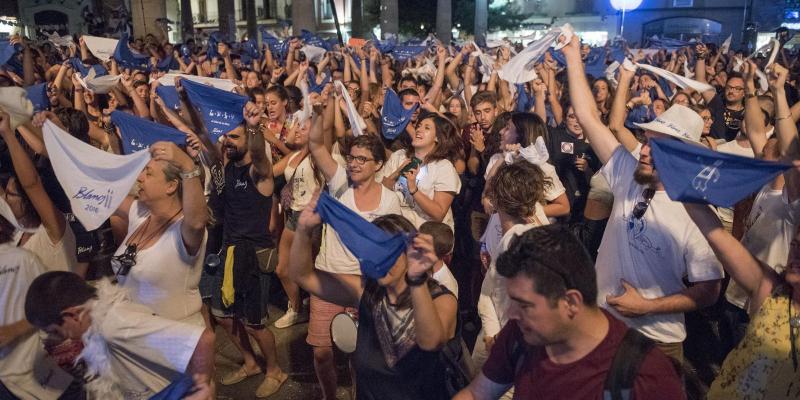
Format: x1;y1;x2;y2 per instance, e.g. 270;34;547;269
222;162;273;248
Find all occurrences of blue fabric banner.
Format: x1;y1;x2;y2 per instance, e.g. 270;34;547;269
155;85;181;111
381;89;417;140
650;137;792;207
110;110;186;154
25;83;49;112
315;191;409;280
113;33;152;72
181;78;248;141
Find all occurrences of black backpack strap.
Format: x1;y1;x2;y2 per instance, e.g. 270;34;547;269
603;329;655;400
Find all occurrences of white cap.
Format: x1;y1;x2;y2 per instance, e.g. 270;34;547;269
633;104;703;144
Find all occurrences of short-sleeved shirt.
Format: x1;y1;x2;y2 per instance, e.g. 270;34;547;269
482;311;685;400
596;145;723;343
315;165;403;275
708;93;744;141
0;244;72;400
383;150;461;229
546;127;600;218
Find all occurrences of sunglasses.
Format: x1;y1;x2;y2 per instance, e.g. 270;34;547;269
632;188;656;220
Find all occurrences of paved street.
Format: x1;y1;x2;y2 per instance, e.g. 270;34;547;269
213;304;354;400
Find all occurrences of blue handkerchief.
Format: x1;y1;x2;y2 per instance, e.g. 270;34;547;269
181;79;248;141
650;137;792;207
111;110;186;154
315;191;409;280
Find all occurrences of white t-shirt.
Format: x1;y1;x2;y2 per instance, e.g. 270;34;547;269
715;139;755;224
433;263;459;298
315;165;403;275
81;281;204;399
597;145;724;343
484;153;566;202
20;215;78;273
726;185;800;309
0;244;72;399
284;152;321;211
383;150;462;229
478;220;547;338
113;201;206;325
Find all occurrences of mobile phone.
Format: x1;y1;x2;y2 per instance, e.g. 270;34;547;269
400;157;422;174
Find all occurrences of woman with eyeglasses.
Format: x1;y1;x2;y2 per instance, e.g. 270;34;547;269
381;113;463;230
306;106;403;400
109;140;209;330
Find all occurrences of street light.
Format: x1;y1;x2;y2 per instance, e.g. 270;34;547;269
610;0;643;37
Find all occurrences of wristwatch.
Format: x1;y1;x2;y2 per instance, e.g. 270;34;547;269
405;272;428;287
180;166;201;180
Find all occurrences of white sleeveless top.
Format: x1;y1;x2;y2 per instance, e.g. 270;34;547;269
283;152;321;211
113;201;206;326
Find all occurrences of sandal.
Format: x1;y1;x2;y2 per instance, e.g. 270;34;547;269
220;365;262;386
255;371;288;398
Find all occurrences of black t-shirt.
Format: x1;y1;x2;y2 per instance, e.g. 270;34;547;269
546;127;599;221
222;162;273;248
709;93;744;141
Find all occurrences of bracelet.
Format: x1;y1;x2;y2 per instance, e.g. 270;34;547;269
409;187;418;195
405;272;428;287
776;113;793;121
180;166;201;180
745;92;756;99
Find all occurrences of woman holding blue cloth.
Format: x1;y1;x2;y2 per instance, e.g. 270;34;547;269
289;191;458;400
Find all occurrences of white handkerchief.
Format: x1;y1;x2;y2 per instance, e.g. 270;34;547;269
635;63;713;93
605;61;621;87
622;58;638;72
301;45;326;63
470;42;495;84
498;29;560;84
683;60;694;78
46;31;74;47
334;81;367;137
765;38;781;70
76;71;122;94
82;35;119;62
42;120;151;230
553;24;574;51
720;34;732;55
291;75;312;126
0;86;34;129
755;69;769;95
158;73;238;92
504;137;549;166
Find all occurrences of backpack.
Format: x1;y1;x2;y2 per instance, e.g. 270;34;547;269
508;328;659;400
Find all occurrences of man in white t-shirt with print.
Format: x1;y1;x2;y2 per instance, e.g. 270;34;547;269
563;38;723;362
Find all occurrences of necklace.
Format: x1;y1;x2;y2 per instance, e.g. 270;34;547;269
126;208;183;250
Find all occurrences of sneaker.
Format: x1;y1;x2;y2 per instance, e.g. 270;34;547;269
273;304;308;329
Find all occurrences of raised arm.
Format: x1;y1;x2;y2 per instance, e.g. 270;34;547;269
150;142;208;256
244;103;274;197
683;203;777;315
741;61;768;158
308;102;340;181
562;36;619;163
121;73;151;119
608;64;642;152
694;44;716;104
424;47;448;106
288;192;363;307
0;112;65;244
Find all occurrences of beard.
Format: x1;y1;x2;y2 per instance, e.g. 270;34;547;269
633;165;658;185
226;146;246;162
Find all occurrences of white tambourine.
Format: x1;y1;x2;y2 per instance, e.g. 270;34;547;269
330;311;358;354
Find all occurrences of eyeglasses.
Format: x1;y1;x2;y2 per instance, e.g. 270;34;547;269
345;155;374;165
725;86;744;92
632;188;656;219
111;244;138;282
701;116;713;122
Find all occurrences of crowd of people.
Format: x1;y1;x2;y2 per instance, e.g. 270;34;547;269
0;21;799;400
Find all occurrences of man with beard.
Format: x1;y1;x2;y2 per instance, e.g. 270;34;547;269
454;226;684;400
208;102;288;398
695;44;745;141
562;37;723;363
